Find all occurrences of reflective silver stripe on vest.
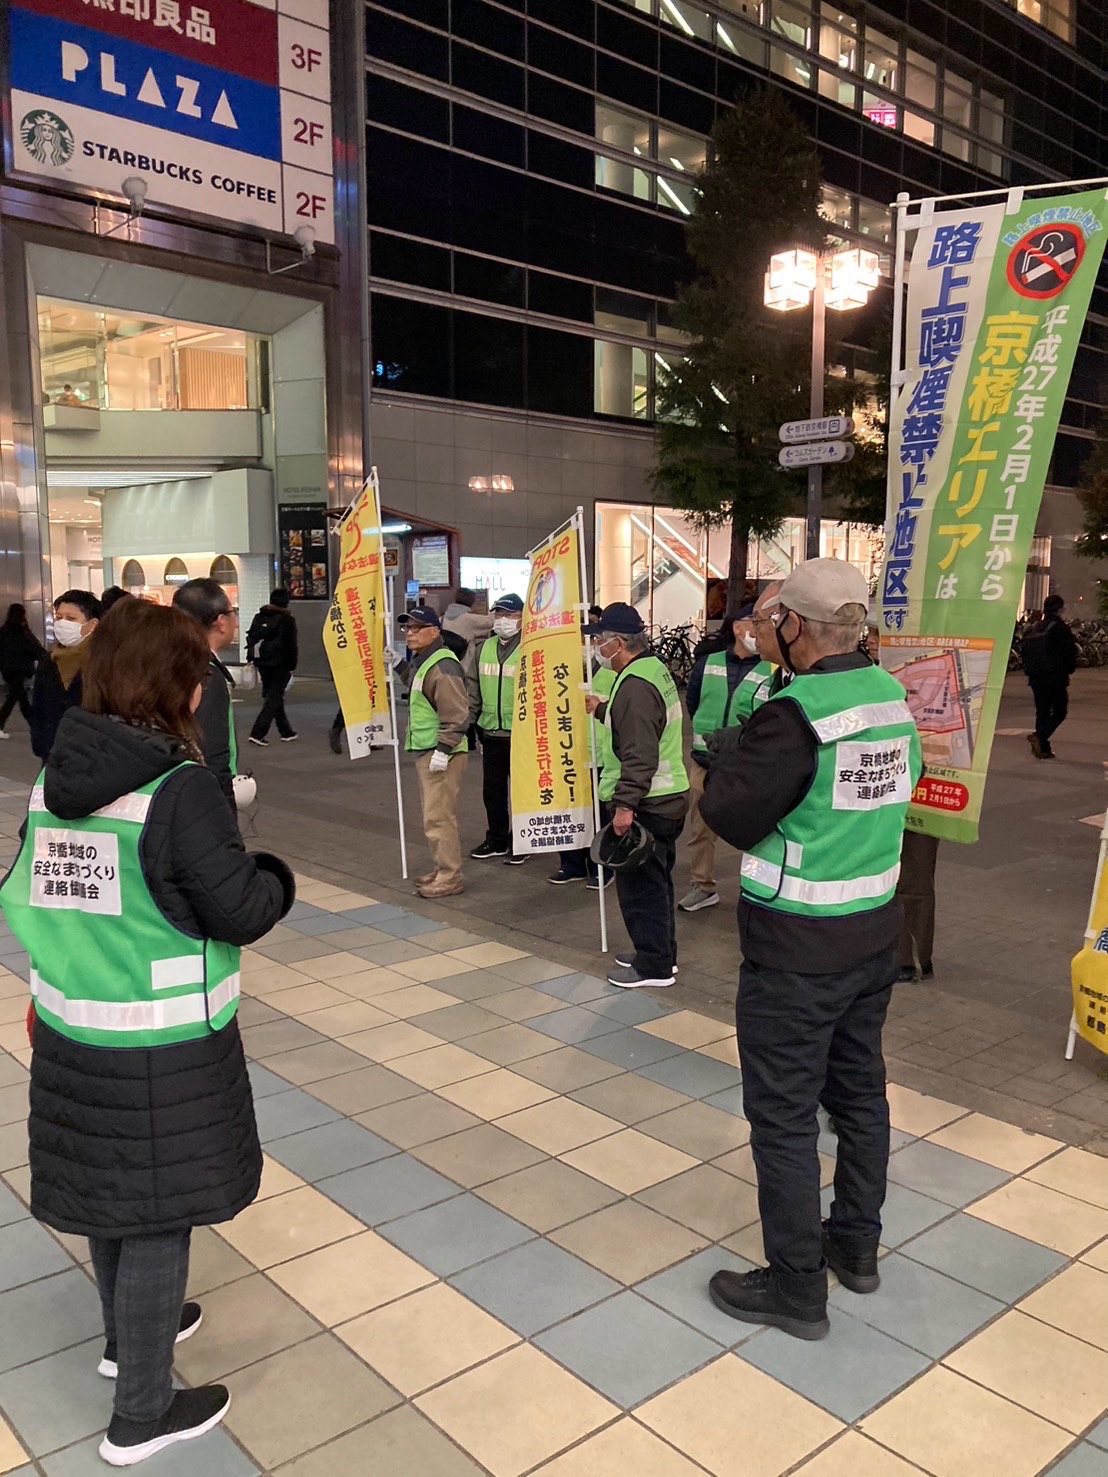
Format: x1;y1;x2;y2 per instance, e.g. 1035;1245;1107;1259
809;699;915;744
27;787;152;824
151;955;206;991
741;854;901;906
32;969;240;1032
702;667;728;680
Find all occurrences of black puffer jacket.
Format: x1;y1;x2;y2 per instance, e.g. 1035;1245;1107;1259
18;708;295;1238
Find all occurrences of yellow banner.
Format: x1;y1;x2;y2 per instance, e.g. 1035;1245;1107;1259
323;472;391;760
510;519;594;856
1072;830;1108;1055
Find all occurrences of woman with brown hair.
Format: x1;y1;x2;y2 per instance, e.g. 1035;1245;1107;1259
0;600;294;1467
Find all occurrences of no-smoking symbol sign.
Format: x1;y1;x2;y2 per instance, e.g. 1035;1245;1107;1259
1007;224;1086;299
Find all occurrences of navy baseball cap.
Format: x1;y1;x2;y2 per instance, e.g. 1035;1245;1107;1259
398;605;441;629
491;593;524;614
584;602;646;637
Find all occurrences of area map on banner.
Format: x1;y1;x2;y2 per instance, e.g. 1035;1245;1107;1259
323;474;391;761
881;187;1108;844
510;519;595;857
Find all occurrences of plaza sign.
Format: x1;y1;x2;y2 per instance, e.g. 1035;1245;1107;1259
778;415;855;444
4;0;334;243
778;440;855;469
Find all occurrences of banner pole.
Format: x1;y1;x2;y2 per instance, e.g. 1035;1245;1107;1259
373;468;409;881
1066;811;1108;1059
576;506;608;954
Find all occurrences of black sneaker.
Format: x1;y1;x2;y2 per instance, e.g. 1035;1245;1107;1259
822;1223;880;1294
613;955;680;975
503;855;525;866
607;962;675;990
280;733;299;743
99;1302;203;1379
99;1385;231;1467
708;1267;829;1341
920;961;934;981
247;736;268;747
896;965;917;983
329;728;343;755
586;872;614;891
548;868;586;885
470;841;510;859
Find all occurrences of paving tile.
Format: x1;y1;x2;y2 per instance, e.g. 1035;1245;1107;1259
498;1097;622;1155
299;1001;401;1037
356;1094;482;1149
341;1021;443;1062
41;1429;258;1476
0;1114;29;1171
1088;1419;1108;1450
859;1365;1070;1477
0;1344;106;1456
420;927;491;954
216;1185;362;1268
968;1178;1108;1256
415;1343;617;1477
585;992;672;1026
638;1164;761;1241
562;1130;700;1197
514;1046;625;1091
239;1018;327;1059
330;966;418;1000
371;983;460;1017
279;1404;486;1477
530;1005;627;1045
635;1246;759;1346
902;1211;1066;1302
256;1156;304;1200
829;1251;1003;1357
926;1111;1063;1172
569;1073;689;1125
550;1199;707;1283
637;1353;842;1477
450;1238;619;1336
264;1039;376;1087
374;913;448;938
638;1052;744;1099
865;1180;952;1247
479;987;572;1022
448;942;528;968
255;937;339;965
1046;1445;1108;1477
253;1088;343;1144
389;1043;500;1089
487;954;572;985
792;1430;941;1476
0;1082;28;1126
427;968;531;1001
639;1100;750;1159
885;1083;967;1137
437;1066;557;1118
0;1418;26;1477
320;1154;462;1226
335;904;409;926
267;1228;434;1325
352;940;437;968
264;1119;397;1181
1020;1260;1108;1351
0;1268;103;1374
463;1022;567;1065
185;1227;254;1297
240;963;307;996
534;972;619;1004
534;1417;708;1476
0;1217;72;1291
885;1138;1011;1208
247;1060;295;1099
339;1282;519;1397
391;956;482;984
0;1182;27;1228
288;949;383;981
410;1123;548;1187
696;1035;741;1067
635;1009;734;1050
412;1002;508;1041
379;1191;535;1275
1027;1146;1108;1211
1083;1238;1108;1273
225;1332;398;1470
285;912;368;939
284;902;332;923
474;1159;622;1233
738;1307;930;1421
577;1026;688;1070
303;927;394;952
303;1063;423;1116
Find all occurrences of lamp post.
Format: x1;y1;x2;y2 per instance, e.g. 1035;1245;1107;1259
764;246;880;558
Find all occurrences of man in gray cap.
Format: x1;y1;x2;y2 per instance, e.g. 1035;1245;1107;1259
701;558;922;1340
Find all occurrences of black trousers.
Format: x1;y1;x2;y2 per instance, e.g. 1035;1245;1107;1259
0;674;31;729
251;668;295;740
480;732;512;851
615;810;684;978
738;944;896;1288
897;831;939;970
1030;676;1069;748
88;1230;191;1423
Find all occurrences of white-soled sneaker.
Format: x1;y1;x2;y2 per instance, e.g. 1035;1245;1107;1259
99;1385;230;1467
607;963;675;989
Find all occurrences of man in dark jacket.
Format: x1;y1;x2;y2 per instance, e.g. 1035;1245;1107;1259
31;589;102;760
246;588;298;747
1024;593;1078;759
173;579;239;810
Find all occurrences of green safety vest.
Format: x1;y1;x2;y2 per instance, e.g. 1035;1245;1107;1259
405;646;470;755
691;652;745;754
733;659;778;726
224;665;238;777
0;766;240;1049
477;636;520;732
591;664;616;779
740;664;922;919
599;655;689;804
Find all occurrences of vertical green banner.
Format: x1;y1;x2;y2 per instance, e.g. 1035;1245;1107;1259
882;188;1108;843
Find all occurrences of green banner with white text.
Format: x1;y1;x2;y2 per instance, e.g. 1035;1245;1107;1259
881;188;1108;843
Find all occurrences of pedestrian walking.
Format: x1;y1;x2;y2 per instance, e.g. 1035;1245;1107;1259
246;589;298;747
172;579;240;812
400;606;471;898
0;603;46;739
31;589;102;760
700;558;921;1340
442;587;494;648
1022;593;1077;759
467;593;524;863
0;600;294;1466
584;603;689;988
681;606;759;914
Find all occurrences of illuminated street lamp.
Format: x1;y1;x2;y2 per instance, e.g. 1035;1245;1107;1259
764;245;881;557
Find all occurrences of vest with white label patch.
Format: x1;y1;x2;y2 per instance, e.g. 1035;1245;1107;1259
740;664;922;919
0;766;240;1048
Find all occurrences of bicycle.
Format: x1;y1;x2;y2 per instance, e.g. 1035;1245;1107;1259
652;622;698;688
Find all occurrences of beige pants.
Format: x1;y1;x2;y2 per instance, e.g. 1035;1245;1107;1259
687;761;717;890
415;752;469;887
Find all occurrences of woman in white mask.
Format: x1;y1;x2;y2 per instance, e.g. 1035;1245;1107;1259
31;589;103;759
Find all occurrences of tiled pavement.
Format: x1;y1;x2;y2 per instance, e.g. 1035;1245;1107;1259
0;856;1106;1473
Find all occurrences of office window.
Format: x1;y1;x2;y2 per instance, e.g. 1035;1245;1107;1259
941;69;973;163
820;184;853;234
371;295;452;398
595;102;653;202
861;25;897;123
656;124;705;215
903;49;936;147
979;88;1006;175
615;0;655;10
769;0;812;87
856;197;891;245
716;0;765;62
659;0;713;41
818;7;857;107
596;288;652;337
1010;0;1073;43
594;341;650;418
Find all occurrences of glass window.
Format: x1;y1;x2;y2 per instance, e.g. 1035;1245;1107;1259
856;197;891;245
716;1;765;62
594;341;650;418
659;0;713;41
820;184;854;234
942;69;973;163
656;123;705;215
818;7;857;106
371;295;452;397
978;88;1006;174
1044;1;1073;40
615;0;656;11
595;102;653;202
902;50;936;147
770;0;812;88
595;288;652;337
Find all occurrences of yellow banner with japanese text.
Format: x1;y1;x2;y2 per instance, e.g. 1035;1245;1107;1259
323;472;391;760
1072;828;1108;1057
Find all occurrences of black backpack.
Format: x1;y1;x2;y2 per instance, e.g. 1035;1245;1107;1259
1020;620;1055;680
441;629;468;662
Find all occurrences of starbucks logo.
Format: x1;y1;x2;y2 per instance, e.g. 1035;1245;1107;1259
20;110;74;168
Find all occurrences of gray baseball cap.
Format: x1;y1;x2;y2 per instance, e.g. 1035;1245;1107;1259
779;558;869;623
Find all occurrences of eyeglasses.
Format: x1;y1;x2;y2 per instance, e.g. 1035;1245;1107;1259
751;613;780;628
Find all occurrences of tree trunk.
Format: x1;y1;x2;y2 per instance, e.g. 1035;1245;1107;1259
726;518;749;613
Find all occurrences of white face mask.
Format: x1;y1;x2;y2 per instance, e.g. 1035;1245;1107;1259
53;618;86;648
739;632;758;655
493;617;519;640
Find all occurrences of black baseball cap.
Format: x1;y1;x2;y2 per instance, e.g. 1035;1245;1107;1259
398;605;441;629
584;602;646;637
491;593;524;614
